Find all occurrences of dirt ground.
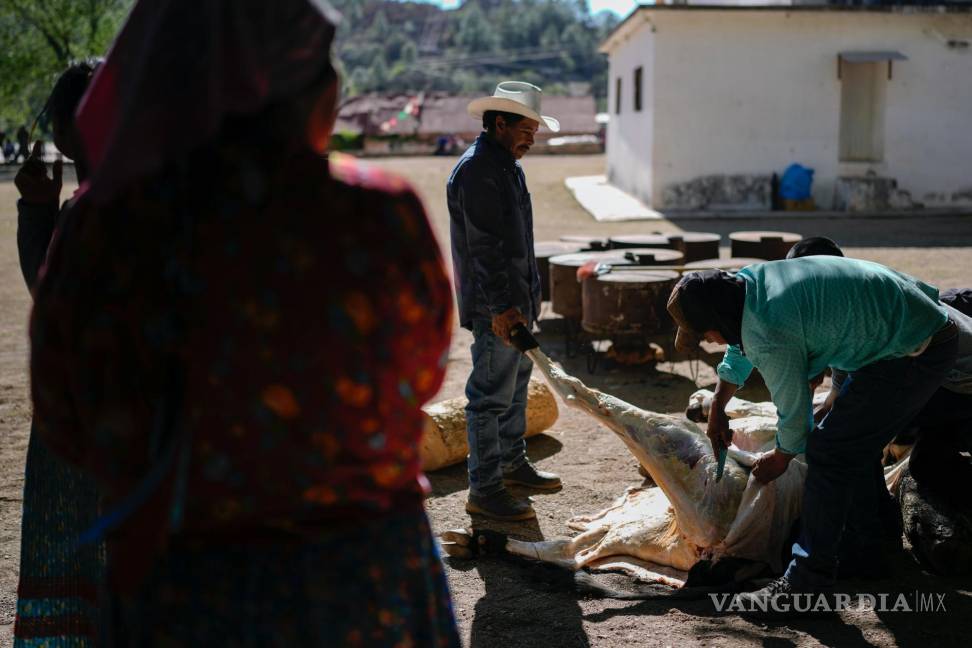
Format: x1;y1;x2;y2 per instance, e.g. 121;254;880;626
0;155;971;646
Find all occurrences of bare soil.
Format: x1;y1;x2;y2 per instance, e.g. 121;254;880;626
1;156;971;646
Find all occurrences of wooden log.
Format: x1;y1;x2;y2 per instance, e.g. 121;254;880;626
420;378;559;472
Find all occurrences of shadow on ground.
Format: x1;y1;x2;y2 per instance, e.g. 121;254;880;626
666;214;972;249
427;434;565;498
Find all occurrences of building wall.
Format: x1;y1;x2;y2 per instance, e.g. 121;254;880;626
606;23;655;206
610;10;972;209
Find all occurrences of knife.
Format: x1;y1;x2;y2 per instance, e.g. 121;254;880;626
715;445;727;481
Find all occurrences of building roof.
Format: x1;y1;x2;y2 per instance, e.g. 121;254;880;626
600;3;972;54
336;93;598;137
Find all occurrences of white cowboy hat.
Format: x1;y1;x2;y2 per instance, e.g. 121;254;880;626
467;81;561;132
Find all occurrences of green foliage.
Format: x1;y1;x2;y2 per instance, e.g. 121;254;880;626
0;0;133;131
329;0;615;100
1;1;618;131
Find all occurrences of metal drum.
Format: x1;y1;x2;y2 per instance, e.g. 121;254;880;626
668;232;721;263
729;231;802;261
684;257;765;272
535;241;584;301
559;234;609;251
607;233;671;250
581;270;681;338
618;247;684;266
549;251;633;320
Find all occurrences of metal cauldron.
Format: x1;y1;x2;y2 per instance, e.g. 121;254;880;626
581;270;681;338
607;233;671;250
535;241;585;301
684;257;765;272
549;251;634;320
667;232;721;263
619;248;685;266
559;234;609;251
729;231;801;261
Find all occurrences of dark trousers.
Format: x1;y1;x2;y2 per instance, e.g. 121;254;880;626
464;319;532;496
785;329;958;589
909;387;972;509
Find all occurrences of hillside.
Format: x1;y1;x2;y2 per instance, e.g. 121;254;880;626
330;0;618;105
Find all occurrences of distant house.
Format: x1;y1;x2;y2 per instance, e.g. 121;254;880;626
600;3;972;211
335;92;601;155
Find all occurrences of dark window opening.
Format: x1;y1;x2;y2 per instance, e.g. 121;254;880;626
615;77;622;115
634;66;643;112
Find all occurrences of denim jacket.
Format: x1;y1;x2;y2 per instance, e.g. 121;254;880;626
447;133;540;329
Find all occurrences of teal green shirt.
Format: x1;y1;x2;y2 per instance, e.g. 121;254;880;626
716;257;946;454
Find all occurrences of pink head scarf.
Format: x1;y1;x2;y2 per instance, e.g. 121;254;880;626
75;0;340;205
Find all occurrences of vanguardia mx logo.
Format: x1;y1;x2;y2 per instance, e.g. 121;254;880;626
710;591;948;613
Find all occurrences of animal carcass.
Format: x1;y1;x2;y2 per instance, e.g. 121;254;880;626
441;343;906;585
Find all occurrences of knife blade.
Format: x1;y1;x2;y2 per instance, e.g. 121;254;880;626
715;445;727;481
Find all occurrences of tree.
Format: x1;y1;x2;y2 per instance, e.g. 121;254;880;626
455;3;498;53
370;9;389;41
0;0;133;128
401;41;418;66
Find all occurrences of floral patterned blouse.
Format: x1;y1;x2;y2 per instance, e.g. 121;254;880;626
30;146;453;539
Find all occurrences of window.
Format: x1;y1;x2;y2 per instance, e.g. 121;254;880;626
634;66;643;112
615;77;622;115
839;61;886;162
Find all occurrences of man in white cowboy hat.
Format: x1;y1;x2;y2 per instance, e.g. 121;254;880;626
447;81;561;521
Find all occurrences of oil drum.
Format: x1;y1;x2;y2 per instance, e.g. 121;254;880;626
559;234;609;251
581;270;681;338
535;241;584;300
668;232;721;263
619;248;684;266
549;251;634;320
729;231;801;261
607;233;671;250
684;257;765;272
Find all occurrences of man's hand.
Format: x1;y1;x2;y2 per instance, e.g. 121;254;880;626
809;372;825;393
491;307;528;343
15;142;62;206
752;448;796;484
706;378;738;457
706;406;732;459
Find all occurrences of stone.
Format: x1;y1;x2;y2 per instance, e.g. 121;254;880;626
898;467;972;577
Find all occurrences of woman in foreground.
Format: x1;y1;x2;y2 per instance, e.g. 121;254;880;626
30;1;459;644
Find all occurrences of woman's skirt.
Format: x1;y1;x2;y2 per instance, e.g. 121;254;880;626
116;506;460;647
14;428;104;647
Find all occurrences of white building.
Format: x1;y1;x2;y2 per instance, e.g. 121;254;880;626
600;3;972;211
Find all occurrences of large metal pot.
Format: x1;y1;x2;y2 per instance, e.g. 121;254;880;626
684;257;765;272
549;251;633;320
667;232;721;263
607;233;671;250
729;231;801;261
618;248;684;266
581;270;681;337
608;232;720;263
535;241;584;301
559;234;609;251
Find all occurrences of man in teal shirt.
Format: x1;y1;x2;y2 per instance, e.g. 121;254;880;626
667;257;958;604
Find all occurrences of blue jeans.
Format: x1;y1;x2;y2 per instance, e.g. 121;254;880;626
465;319;533;496
785;326;958;590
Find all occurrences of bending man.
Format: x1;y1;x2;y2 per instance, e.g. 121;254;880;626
667;256;957;603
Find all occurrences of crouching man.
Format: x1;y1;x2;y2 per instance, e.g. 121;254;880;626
448;82;562;521
667;256;958;608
